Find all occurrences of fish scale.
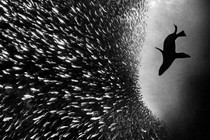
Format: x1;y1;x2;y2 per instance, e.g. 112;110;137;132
0;0;166;140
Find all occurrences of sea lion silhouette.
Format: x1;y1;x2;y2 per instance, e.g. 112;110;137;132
156;24;190;76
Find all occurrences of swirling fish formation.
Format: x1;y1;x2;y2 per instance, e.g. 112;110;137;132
0;0;166;139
